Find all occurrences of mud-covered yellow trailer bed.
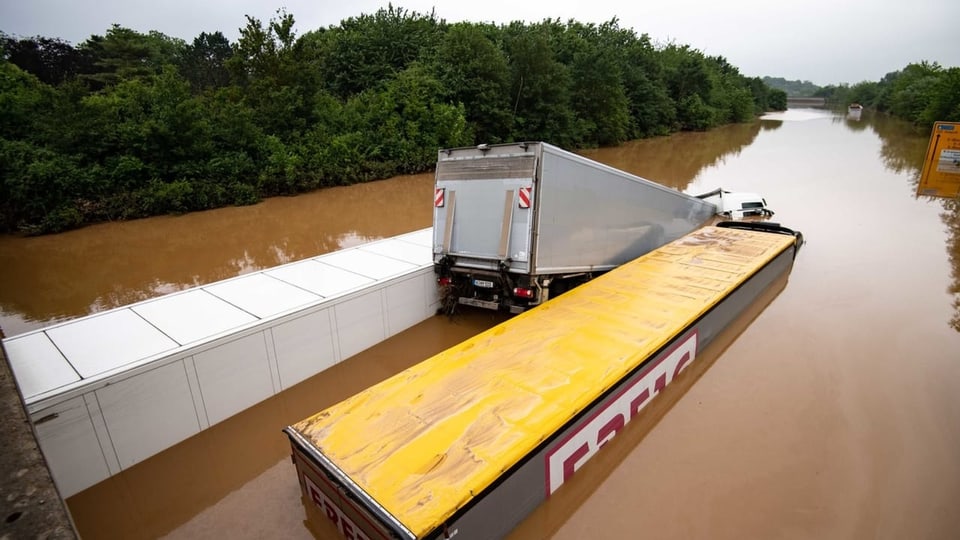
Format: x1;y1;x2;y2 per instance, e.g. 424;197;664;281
284;223;802;540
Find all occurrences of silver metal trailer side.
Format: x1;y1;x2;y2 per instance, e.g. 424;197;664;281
432;142;716;313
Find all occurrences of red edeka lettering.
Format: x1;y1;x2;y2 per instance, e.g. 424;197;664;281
341;520;356;540
307;484;338;527
653;372;667;394
545;331;698;496
629;388;650;419
672;351;692;378
561;443;589;484
596;413;624;448
303;475;373;540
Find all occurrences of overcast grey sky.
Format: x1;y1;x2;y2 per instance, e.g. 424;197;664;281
2;0;958;85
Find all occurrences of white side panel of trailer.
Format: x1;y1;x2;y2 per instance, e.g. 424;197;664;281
46;309;178;379
95;361;200;468
3;229;438;493
4;333;78;399
534;145;715;273
358;238;433;266
385;275;430;337
205;273;321;319
193;332;275;425
33;396;111;498
271;308;338;390
334;292;387;360
423;271;441;313
132;289;258;345
267;260;373;298
320;249;418;280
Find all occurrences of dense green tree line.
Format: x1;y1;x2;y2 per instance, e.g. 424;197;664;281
762;76;821;97
1;7;784;234
815;61;960;127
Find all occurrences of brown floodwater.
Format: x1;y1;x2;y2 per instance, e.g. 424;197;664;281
4;110;960;539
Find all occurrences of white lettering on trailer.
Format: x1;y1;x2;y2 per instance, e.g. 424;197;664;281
304;475;372;540
545;331;698;495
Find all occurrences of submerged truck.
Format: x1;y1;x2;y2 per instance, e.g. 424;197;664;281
432;141;717;313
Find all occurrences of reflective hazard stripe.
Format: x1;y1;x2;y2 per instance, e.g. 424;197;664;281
518;187;531;209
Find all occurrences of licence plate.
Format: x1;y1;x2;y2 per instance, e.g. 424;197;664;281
473;279;495;288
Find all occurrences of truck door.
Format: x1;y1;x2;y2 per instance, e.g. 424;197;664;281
433;151;537;274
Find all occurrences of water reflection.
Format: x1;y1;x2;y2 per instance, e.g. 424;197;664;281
0;174;435;335
578;122;764;191
943;199;960;331
843;112;869;132
2;115;958;337
760;119;783;131
30;110;960;539
870;114;929;178
866;113;960;332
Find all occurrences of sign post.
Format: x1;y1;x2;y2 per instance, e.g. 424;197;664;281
918;121;960;198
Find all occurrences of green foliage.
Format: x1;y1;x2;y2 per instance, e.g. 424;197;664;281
0;7;787;234
180;32;232;93
762;77;821;97
434;24;512;143
768;89;788;110
677;94;715;131
79;25;185;88
920;68;960;124
815;61;960;127
0;62;53;139
1;34;93;85
318;5;443;99
503;22;577;146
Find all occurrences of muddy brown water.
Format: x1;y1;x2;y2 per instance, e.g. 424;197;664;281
2;110;959;539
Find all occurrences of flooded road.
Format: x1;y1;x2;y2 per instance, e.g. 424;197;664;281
0;173;435;336
4;109;960;539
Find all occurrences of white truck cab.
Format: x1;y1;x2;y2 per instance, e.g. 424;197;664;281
696;188;774;219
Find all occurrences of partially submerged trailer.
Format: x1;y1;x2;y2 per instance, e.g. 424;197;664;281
432;142;716;313
284;222;803;540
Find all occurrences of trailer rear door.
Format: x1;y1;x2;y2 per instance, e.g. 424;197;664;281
433;150;537;273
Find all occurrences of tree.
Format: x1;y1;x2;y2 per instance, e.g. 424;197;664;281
921;67;960;123
434;23;512;144
79;26;185;88
566;21;630;146
0;61;53;140
319;5;443;99
1;9;795;234
503;23;576;146
1;34;92;85
768;89;787;110
621;34;675;136
180;31;232;93
227;10;311;139
884;62;942;122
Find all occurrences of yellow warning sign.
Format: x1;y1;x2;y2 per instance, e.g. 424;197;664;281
918;122;960;198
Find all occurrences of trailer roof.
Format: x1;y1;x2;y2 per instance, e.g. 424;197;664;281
290;226;797;537
3;229;434;407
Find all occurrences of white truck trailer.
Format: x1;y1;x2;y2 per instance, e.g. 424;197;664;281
432;141;718;313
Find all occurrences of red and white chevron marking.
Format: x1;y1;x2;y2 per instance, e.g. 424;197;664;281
518;186;531;209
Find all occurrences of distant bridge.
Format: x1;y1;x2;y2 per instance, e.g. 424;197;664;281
786;97;826;106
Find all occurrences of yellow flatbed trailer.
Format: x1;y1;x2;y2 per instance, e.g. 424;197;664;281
284;223;802;540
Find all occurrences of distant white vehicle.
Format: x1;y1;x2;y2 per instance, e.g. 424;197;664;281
696;188;774;218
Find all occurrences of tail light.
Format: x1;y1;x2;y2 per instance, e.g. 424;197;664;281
513;287;534;299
